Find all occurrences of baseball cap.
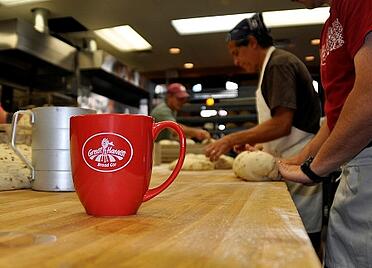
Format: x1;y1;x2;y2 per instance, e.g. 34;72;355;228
226;13;271;45
167;83;189;98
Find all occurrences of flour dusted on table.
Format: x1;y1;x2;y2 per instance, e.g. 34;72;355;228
233;151;279;181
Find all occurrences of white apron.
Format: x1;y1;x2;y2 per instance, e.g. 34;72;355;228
256;47;323;233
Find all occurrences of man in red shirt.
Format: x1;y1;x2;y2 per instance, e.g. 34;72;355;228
280;0;372;267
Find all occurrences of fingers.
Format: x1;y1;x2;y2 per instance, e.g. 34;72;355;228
233;145;245;153
204;144;221;161
245;144;258;152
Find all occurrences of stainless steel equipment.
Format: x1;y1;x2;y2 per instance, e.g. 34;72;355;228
10;106;96;191
79;50;149;107
0;18;76;73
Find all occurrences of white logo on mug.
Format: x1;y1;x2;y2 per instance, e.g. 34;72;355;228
82;132;133;173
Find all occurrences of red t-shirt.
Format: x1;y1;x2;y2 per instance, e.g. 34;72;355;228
320;0;372;130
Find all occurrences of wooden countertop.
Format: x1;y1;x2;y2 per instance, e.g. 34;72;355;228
0;166;320;268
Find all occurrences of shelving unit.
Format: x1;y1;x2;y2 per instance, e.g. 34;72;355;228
177;97;258;137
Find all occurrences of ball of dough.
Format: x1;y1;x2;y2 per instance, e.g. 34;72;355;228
159;139;178;145
214;155;234;169
186;138;195;145
169;153;214;171
233;151;278;181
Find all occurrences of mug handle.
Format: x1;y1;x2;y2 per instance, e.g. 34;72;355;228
10;110;35;180
143;121;186;202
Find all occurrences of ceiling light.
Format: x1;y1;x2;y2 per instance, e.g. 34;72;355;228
305;55;315;62
95;25;152;52
0;0;49;6
226;81;238;91
192;84;202;92
171;7;330;35
218;110;228;116
169;47;181;54
184;63;194;69
200;110;217;118
218;124;226;131
311;39;321;45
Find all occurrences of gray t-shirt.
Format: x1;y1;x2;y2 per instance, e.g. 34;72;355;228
261;49;321;134
150;101;177;141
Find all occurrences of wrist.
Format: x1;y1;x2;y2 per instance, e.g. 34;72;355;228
300;157;328;183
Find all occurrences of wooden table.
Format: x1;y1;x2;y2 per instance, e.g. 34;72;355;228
0;166;321;268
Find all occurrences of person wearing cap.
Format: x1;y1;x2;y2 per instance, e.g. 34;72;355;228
151;83;211;142
204;13;323;253
279;1;372;267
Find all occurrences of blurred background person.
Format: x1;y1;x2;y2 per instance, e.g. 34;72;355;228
151;83;210;142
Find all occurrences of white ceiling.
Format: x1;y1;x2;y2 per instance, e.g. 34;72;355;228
0;0;324;78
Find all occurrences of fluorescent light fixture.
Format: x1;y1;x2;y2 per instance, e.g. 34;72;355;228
95;25;152;52
171;7;330;35
0;0;49;6
262;8;329;28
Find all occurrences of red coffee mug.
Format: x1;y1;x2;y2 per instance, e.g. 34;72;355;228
70;114;186;216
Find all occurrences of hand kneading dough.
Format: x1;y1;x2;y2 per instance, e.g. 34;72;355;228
169;153;214;171
233;151;278;181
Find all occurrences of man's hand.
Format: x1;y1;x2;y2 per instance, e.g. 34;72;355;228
278;161;313;185
233;143;259;154
205;137;233;161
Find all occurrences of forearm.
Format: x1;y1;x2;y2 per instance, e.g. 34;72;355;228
289;119;330;163
312;34;372;176
178;124;196;138
313;92;372;175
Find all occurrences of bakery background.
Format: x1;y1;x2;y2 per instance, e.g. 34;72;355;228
0;0;325;121
0;0;326;187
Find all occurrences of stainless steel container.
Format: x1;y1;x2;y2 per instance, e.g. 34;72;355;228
10;106;96;191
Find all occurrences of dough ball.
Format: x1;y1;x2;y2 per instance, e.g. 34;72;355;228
214;155;234;169
159;139;178;145
159;139;194;145
169;153;214;171
186;138;195;145
233;151;278;181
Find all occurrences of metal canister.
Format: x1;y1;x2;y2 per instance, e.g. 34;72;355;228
10;106;96;191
